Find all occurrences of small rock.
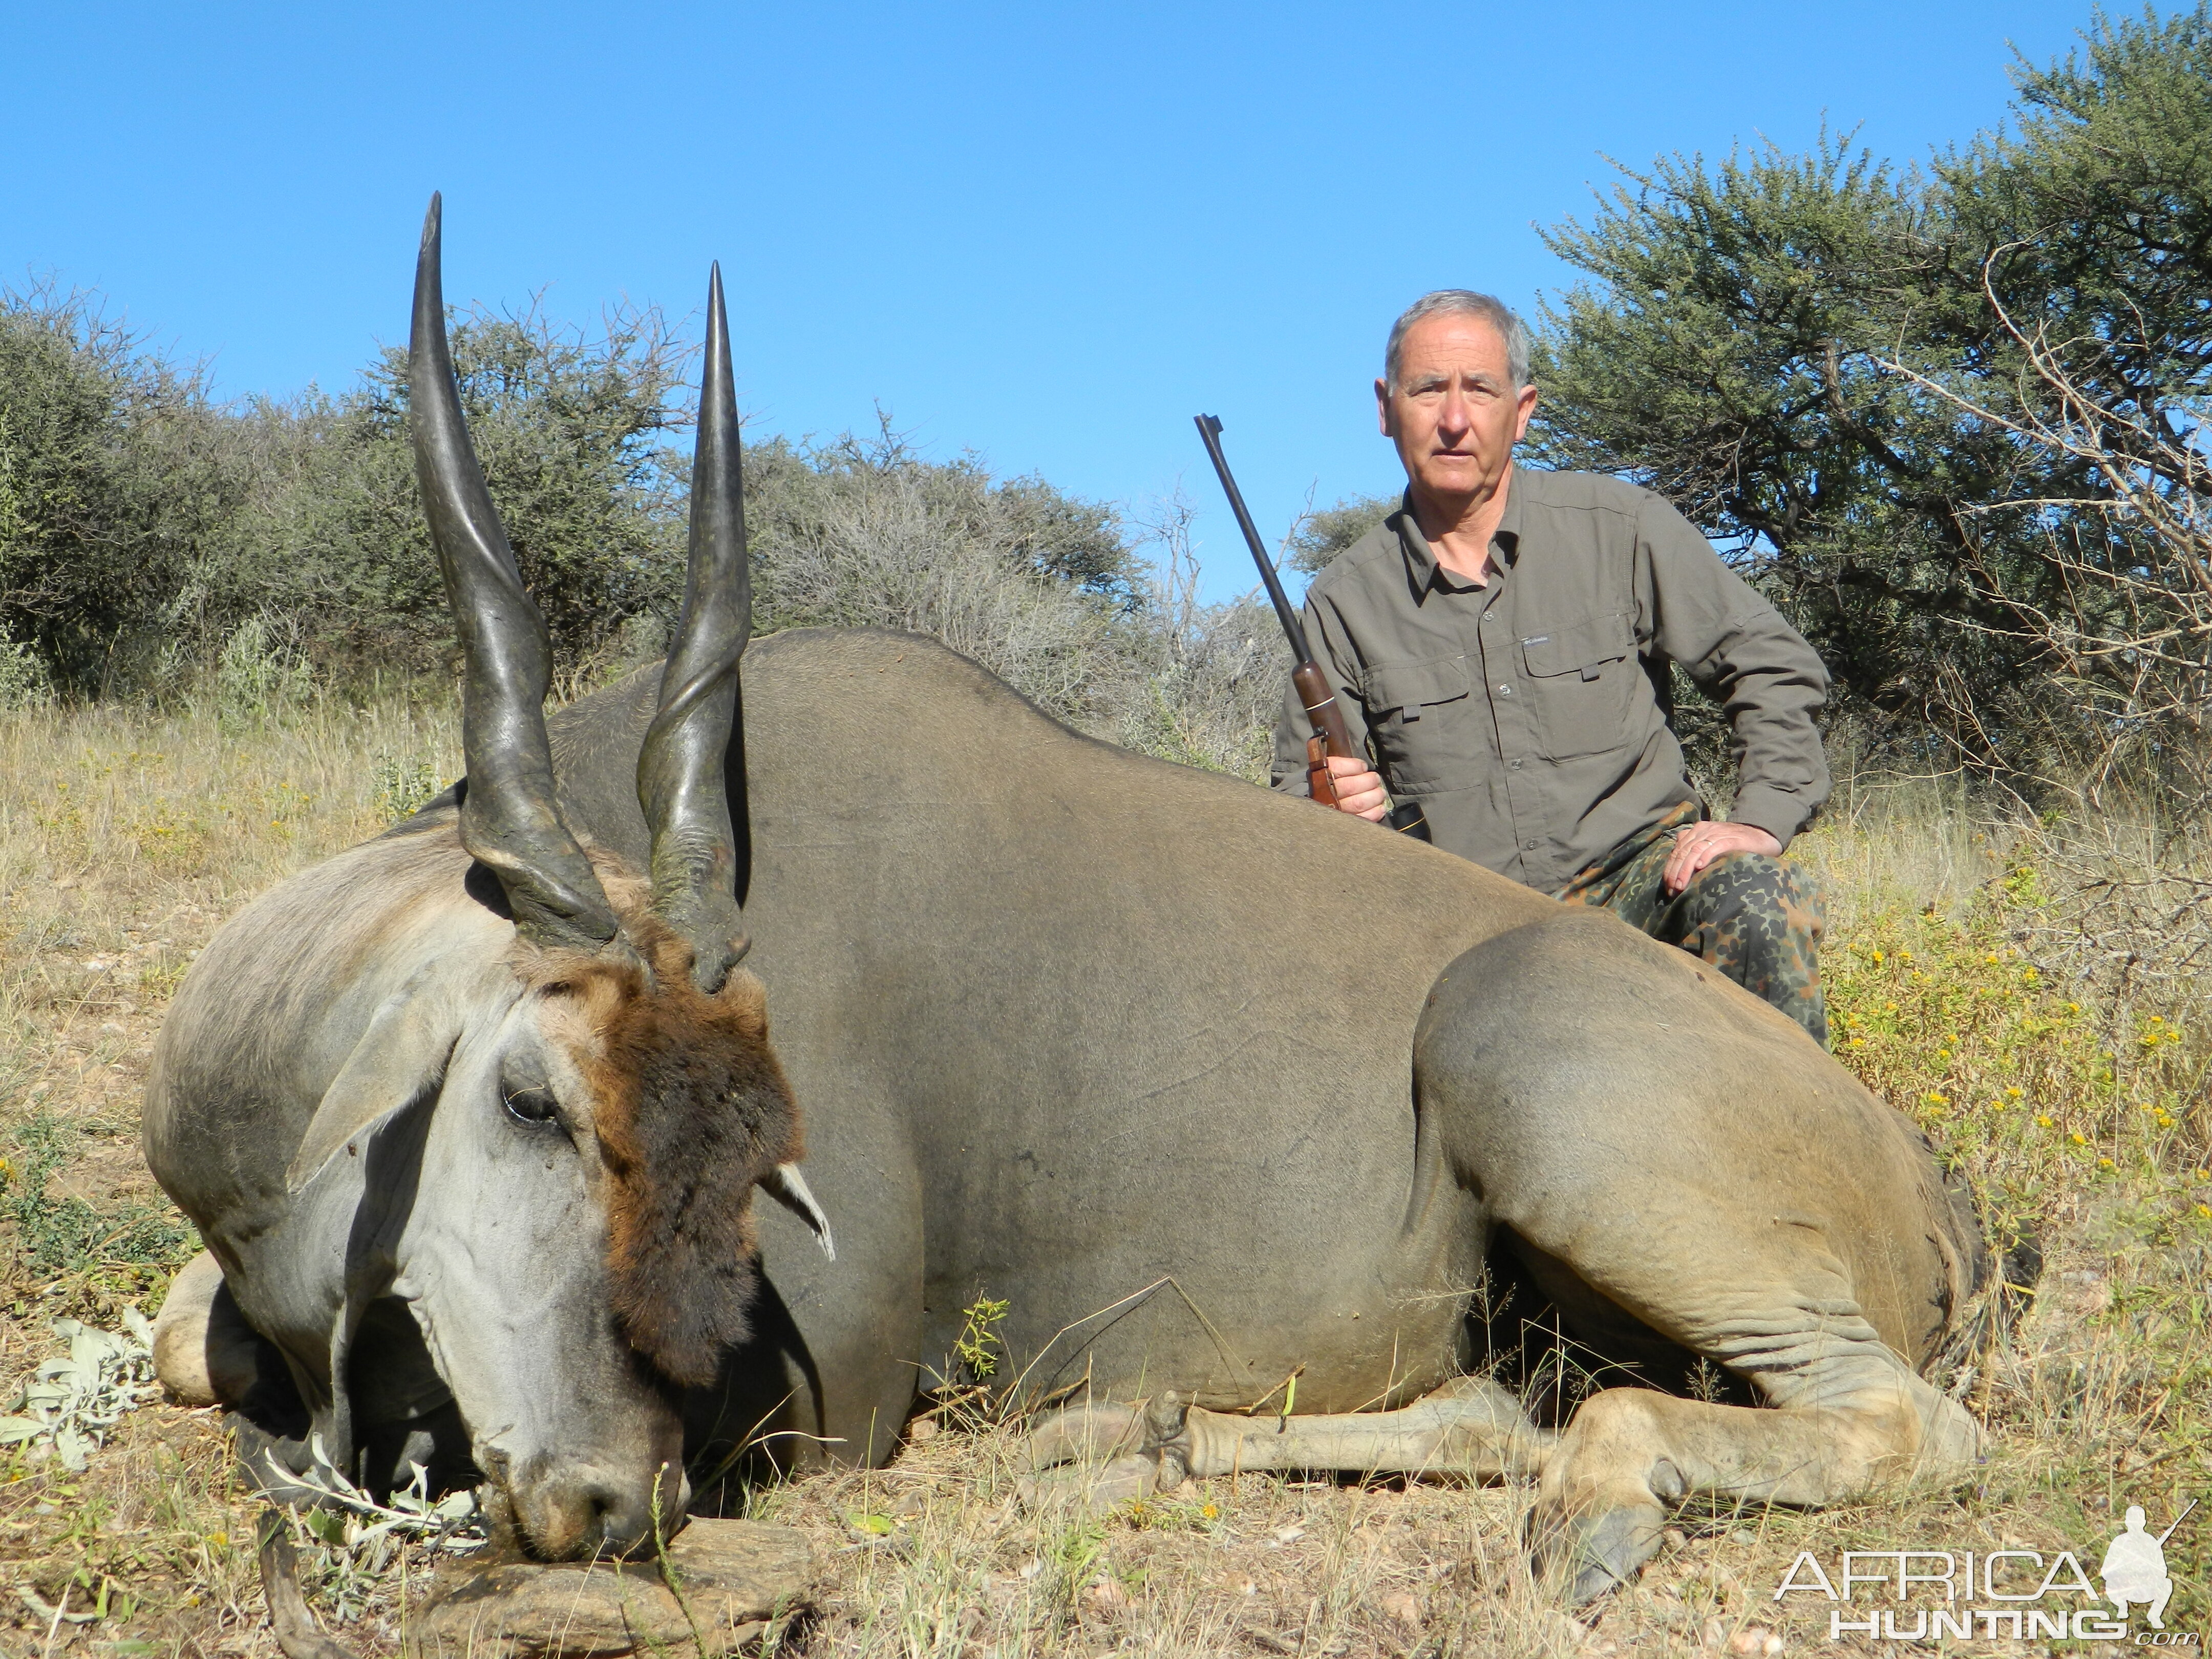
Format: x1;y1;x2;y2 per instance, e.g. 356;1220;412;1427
1084;1577;1129;1612
1703;1615;1728;1648
1663;1527;1689;1553
100;1022;127;1036
906;1416;939;1442
1378;1589;1422;1627
1695;1564;1746;1603
1728;1626;1784;1656
1728;1528;1756;1546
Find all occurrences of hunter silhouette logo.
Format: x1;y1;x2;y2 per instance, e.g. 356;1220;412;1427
2104;1500;2194;1629
1774;1497;2200;1643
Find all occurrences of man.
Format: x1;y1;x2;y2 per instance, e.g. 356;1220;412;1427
1271;290;1832;1043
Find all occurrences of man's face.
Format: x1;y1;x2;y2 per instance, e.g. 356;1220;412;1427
1376;313;1537;508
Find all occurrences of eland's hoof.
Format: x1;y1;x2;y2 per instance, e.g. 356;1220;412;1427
1531;1502;1666;1604
1023;1404;1144;1472
1017;1392;1197;1515
1015;1454;1157;1514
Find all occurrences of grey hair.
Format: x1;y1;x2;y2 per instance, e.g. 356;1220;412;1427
1384;290;1531;391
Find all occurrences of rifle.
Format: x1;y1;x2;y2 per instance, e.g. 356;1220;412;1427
1194;415;1429;841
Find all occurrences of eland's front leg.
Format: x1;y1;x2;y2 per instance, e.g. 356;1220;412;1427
1025;1375;1553;1504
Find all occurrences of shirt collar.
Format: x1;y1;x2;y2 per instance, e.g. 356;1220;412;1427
1390;467;1521;599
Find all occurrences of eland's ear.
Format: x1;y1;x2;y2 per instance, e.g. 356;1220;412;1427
286;961;517;1193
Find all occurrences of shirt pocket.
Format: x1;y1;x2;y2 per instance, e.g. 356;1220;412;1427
1365;655;1475;794
1520;613;1635;760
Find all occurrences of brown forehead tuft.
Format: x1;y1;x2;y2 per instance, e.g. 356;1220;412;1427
568;914;800;1387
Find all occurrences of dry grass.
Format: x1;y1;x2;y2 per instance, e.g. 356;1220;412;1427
2;697;2208;1657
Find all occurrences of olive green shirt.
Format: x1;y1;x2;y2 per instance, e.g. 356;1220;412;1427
1269;469;1830;891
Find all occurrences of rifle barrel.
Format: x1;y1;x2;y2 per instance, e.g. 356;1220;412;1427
1194;415;1310;662
2157;1497;2197;1544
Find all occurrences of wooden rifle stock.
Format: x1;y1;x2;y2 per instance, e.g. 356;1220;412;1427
1292;661;1355;806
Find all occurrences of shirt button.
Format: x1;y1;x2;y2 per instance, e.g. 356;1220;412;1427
1498;685;1512;695
1524;840;1539;851
1509;758;1523;770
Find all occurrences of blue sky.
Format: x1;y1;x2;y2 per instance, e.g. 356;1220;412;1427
3;1;2116;598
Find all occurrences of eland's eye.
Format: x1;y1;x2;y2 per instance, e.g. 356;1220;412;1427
502;1082;561;1125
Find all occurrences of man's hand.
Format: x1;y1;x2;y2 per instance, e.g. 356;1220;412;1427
1313;753;1389;822
1663;820;1781;895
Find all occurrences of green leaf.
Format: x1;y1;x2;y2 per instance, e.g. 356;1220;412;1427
305;1509;348;1547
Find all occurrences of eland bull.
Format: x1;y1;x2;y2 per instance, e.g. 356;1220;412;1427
148;203;1994;1602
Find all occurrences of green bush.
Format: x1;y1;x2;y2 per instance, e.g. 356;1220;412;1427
2;1113;197;1314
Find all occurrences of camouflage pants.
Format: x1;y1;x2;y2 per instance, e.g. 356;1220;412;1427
1554;801;1827;1046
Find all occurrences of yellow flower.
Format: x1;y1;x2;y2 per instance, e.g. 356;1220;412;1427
2195;1168;2210;1182
1201;1503;1219;1520
2098;1157;2116;1171
2199;1205;2212;1220
1926;1092;1949;1108
2004;1087;2024;1099
1985;953;2001;965
2150;1015;2165;1025
1937;1049;1951;1062
1848;1036;1865;1048
1900;950;1913;964
2070;1131;2089;1146
2067;1002;2081;1013
1871;950;1885;965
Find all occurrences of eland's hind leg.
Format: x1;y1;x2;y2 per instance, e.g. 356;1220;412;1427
1413;917;1989;1603
1533;1308;1981;1601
